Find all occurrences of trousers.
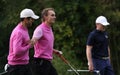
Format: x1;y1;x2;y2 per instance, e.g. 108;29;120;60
31;58;58;75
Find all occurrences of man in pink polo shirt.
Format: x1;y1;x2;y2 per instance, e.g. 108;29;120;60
31;8;62;75
7;8;39;75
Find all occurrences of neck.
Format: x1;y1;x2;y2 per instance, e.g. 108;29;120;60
44;21;52;27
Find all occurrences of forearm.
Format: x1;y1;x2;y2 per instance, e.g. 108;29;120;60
13;44;31;56
86;46;93;65
108;46;111;62
12;38;32;55
86;45;94;71
108;46;110;57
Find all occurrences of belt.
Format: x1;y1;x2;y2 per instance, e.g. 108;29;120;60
101;57;109;60
33;58;51;66
93;56;109;60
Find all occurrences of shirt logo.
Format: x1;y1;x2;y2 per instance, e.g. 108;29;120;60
105;35;108;38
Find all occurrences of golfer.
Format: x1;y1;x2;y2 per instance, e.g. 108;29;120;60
31;8;62;75
7;8;39;75
86;16;115;75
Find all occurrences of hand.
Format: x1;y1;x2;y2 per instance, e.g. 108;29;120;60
58;51;63;55
30;40;36;48
27;40;34;48
53;49;63;55
88;62;94;72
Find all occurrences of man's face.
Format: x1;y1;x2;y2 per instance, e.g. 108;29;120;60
25;17;34;27
97;23;107;31
45;10;56;25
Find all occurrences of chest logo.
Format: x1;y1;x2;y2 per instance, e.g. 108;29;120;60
105;35;108;38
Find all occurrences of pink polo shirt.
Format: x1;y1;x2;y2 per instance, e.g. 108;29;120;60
7;22;31;65
33;22;54;60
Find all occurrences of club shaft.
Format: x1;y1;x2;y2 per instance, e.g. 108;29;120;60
58;55;80;75
68;69;101;75
67;63;80;75
0;71;7;75
68;69;99;72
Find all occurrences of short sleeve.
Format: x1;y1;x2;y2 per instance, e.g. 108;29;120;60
32;27;43;40
86;33;95;46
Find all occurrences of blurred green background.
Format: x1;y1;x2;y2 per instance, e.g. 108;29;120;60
0;0;120;75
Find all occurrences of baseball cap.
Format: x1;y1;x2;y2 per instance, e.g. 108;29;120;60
20;8;39;19
95;16;110;26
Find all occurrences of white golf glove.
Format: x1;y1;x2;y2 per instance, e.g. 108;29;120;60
58;51;63;54
4;64;9;71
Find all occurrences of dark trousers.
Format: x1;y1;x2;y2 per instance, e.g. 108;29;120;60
93;58;115;75
7;64;32;75
31;58;58;75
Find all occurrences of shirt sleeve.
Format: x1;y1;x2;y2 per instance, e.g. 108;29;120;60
13;31;30;56
86;33;95;46
32;27;43;40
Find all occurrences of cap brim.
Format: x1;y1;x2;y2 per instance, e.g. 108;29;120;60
31;15;39;19
102;22;110;26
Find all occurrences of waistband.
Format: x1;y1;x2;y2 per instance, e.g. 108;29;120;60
93;56;109;60
8;64;30;68
33;58;51;62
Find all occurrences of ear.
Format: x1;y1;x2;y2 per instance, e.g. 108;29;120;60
44;15;48;20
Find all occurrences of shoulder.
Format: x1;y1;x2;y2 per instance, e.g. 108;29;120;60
89;30;96;36
35;23;44;29
34;25;43;32
10;29;22;40
13;30;22;36
12;25;22;34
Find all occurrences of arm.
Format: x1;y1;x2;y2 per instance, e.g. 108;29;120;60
108;46;111;62
13;32;31;56
31;27;43;44
86;45;94;72
86;32;95;72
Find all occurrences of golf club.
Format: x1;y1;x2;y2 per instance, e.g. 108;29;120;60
68;69;100;75
57;54;80;75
